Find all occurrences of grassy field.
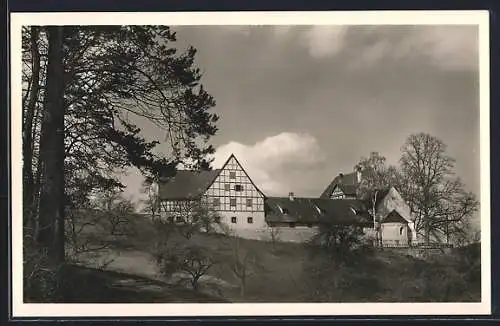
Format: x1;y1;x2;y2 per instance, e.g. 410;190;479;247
64;213;481;303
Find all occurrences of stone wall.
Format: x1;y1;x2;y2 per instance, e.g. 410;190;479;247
214;224;319;243
382;246;453;259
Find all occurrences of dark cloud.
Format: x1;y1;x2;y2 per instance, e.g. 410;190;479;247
123;25;480;205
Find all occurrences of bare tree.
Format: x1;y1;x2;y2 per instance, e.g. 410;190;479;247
398;133;479;245
155;242;216;291
227;237;265;297
139;179;160;219
108;198;136;236
270;226;281;250
180;245;216;291
92;188;136;236
160;200;222;239
355;152;398;247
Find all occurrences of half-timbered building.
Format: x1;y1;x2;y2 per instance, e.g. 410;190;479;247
158;154;267;237
157;154;375;242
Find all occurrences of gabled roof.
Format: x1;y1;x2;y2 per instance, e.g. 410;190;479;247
157;153;267;201
265;197;372;226
360;187;391;207
225;154;266;199
320;168;395;204
382;209;408;224
320;171;360;198
338;184;358;196
158;169;221;200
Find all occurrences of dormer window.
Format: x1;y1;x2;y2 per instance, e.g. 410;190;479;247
349;207;357;215
277;205;289;215
314;205;323;215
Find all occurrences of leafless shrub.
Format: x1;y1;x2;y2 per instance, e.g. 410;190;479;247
155;243;216;291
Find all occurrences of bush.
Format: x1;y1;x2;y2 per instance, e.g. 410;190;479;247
308;223;366;259
154;242;216;290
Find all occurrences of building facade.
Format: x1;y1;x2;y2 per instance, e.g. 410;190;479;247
158;154;269;239
320;170;418;246
157;154;417;245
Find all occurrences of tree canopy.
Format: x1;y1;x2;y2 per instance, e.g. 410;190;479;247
22;25;219;300
355;133;479;245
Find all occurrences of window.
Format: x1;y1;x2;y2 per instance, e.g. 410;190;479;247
229;172;236;179
213;198;220;207
224;183;230;191
246;198;253;207
176;216;183;222
231;216;237;223
399;227;404;235
167;216;174;223
215;216;221;223
289;223;296;228
235;184;243;191
230;198;236;207
247;217;253;224
277;205;289;215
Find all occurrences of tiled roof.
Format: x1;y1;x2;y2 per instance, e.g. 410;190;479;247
265;197;372;226
320;172;360;198
360;187;391;208
158;169;221;200
338;184;358;196
320;168;393;203
383;209;408;223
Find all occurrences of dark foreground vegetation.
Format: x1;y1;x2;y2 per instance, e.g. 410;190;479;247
25;213;480;303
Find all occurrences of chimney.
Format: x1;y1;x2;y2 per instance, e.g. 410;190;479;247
289;192;295;201
338;173;344;183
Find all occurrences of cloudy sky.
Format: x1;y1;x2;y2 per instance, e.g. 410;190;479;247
120;24;480;205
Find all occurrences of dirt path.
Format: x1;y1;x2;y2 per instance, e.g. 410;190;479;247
62;264;229;303
75;248;237;297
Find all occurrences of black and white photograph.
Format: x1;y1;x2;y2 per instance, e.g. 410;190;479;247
10;11;490;317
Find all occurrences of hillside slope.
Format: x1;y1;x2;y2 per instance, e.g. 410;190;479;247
67;214;481;303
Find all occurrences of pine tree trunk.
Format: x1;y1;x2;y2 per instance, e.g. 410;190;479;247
37;26;65;265
23;26;41;233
